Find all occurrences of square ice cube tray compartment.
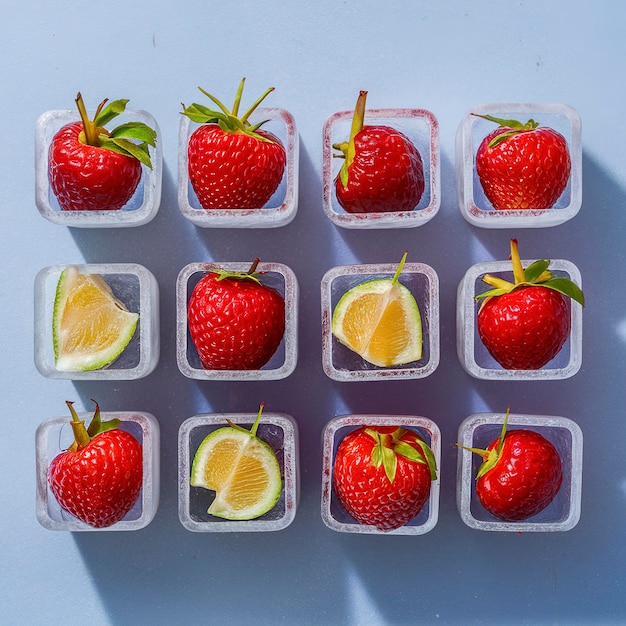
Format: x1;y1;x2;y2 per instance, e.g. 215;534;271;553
36;410;160;531
34;263;160;380
178;412;299;532
35;108;162;227
178;107;298;228
322;107;440;228
321;414;441;535
456;102;582;228
456;412;583;532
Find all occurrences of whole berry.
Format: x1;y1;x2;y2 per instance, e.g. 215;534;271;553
48;93;156;211
182;78;286;209
476;239;584;370
333;425;437;531
460;411;563;521
474;113;571;210
188;260;285;370
47;401;143;528
333;91;424;213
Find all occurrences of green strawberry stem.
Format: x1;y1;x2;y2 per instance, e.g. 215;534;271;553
211;259;263;285
66;400;120;452
333;90;368;188
182;78;277;143
456;409;510;480
227;403;264;437
471;114;539;148
477;239;585;308
392;251;409;286
74;92;156;167
76;93;106;146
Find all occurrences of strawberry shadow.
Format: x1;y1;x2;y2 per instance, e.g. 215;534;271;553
320;152;626;624
67;145;350;623
61;146;626;625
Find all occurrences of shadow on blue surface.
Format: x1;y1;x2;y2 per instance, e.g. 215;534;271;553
63;149;626;624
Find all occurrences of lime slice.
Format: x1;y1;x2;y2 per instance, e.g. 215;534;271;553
190;409;282;521
332;266;422;367
52;266;139;371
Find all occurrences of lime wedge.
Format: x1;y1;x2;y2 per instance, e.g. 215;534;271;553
190;412;282;521
332;277;422;367
52;266;139;371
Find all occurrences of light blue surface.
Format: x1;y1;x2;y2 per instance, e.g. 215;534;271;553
2;1;626;623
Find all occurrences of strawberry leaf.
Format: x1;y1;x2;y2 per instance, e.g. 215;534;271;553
380;443;397;483
542;277;585;306
100;136;153;168
475;287;510;301
523;259;551;283
110;122;157;146
94;99;129;127
394;441;424;463
182;103;226;124
413;438;438;480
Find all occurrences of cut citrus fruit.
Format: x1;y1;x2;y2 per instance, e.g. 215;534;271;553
52;266;139;371
190;406;282;521
332;253;422;367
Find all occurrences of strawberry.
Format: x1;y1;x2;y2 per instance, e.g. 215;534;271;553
48;93;157;211
333;425;437;531
47;401;143;528
333;90;425;213
459;411;563;521
188;259;285;370
476;239;584;370
181;78;286;209
473;113;571;210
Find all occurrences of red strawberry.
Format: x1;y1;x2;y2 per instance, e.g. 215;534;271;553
48;93;157;211
333;90;425;213
333;425;437;531
477;239;584;370
474;113;571;210
460;411;563;521
182;78;286;209
47;401;143;528
188;259;285;370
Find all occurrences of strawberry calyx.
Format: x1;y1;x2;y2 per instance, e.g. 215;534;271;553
471;113;540;148
66;400;121;452
181;78;278;144
74;92;157;168
333;90;368;188
210;258;264;286
456;409;510;480
364;426;437;483
476;239;585;311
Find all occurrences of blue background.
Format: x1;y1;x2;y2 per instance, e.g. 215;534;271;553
2;1;625;623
